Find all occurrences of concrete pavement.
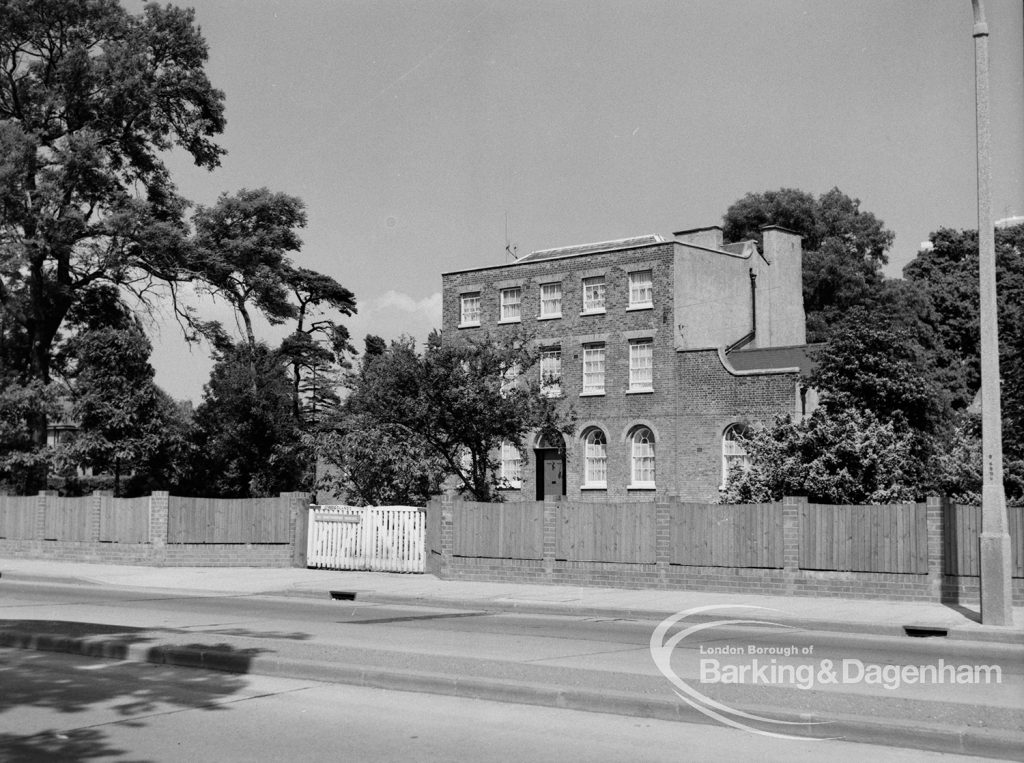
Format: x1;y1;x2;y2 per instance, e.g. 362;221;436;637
1;557;1022;643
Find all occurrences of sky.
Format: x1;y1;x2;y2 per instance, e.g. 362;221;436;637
139;0;1024;402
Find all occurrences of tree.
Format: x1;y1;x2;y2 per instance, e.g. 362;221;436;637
190;188;307;350
899;221;1024;505
722;187;895;341
279;267;356;424
310;420;446;507
63;324;183;496
808;309;949;436
903;222;1024;413
183;342;305;497
721;408;923;504
0;0;225;455
343;335;574;502
724;314;947;503
0;379;57;493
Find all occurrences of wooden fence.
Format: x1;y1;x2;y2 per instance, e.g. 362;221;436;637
0;495;37;540
944;503;1024;577
800;502;928;574
452;500;544;560
42;496;94;541
442;497;1023;578
671;502;782;568
167;496;291;544
99;496;150;543
557;502;656;563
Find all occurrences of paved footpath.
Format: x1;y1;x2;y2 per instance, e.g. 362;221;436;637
1;557;1022;643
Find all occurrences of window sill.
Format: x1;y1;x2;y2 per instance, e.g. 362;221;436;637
626;388;653;395
537;314;562;321
579;309;606;316
458;322;481;329
626;304;653;312
581;484;607;491
497;318;521;325
579;391;605;397
627;483;656;490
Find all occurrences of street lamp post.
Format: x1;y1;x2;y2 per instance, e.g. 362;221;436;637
970;0;1013;626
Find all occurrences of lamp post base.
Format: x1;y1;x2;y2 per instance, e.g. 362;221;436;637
980;531;1014;626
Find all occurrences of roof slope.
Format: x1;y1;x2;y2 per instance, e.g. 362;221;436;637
517;234;666;263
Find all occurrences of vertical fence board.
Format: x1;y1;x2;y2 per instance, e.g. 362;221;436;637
670;502;783;568
98;497;149;543
0;496;37;539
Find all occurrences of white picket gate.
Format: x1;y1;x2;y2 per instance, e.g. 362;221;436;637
307;505;426;572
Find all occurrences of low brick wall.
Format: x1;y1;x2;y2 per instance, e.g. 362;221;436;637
427;495;1024;604
0;491;309;568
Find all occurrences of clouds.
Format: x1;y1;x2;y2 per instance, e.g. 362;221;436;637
344;289;442;350
369;290;442;319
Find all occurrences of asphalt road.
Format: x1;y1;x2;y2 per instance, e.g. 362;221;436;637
0;647;1006;763
1;580;1022;757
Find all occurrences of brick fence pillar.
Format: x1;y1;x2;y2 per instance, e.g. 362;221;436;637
439;493;454;576
655;499;673;587
90;490;112;542
36;490;57;540
782;496;805;575
925;495;945;600
542;499;559;578
149;491;169;547
280;492;311;568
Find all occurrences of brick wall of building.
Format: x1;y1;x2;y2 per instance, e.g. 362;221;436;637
442;238;805;502
671;351;799;502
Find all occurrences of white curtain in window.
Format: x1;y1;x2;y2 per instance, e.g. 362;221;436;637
582;276;606;311
584;429;607;485
501;441;522;487
540;283;562;316
629;270;653;306
629;340;653;389
582;346;605;393
631;428;655;485
500;287;521;321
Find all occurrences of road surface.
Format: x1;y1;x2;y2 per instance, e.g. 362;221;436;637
0;648;1004;762
1;579;1021;758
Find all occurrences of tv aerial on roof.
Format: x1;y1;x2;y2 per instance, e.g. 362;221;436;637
505;211;518;261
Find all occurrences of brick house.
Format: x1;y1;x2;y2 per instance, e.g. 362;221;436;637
440;225;817;503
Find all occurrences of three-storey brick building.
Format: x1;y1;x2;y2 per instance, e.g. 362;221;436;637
440;224;816;502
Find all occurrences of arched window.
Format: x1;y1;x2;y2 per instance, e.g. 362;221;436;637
722;424;751;488
630;427;655;487
583;429;607;488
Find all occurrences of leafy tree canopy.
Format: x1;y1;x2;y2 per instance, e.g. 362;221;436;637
190;188;306;348
183;341;306;497
808;309;949;436
62;324;187;496
341;335;575;502
721;408;925;505
722;187;894;341
0;0;224;455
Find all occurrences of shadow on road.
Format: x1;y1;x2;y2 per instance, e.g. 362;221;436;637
0;619;279;761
